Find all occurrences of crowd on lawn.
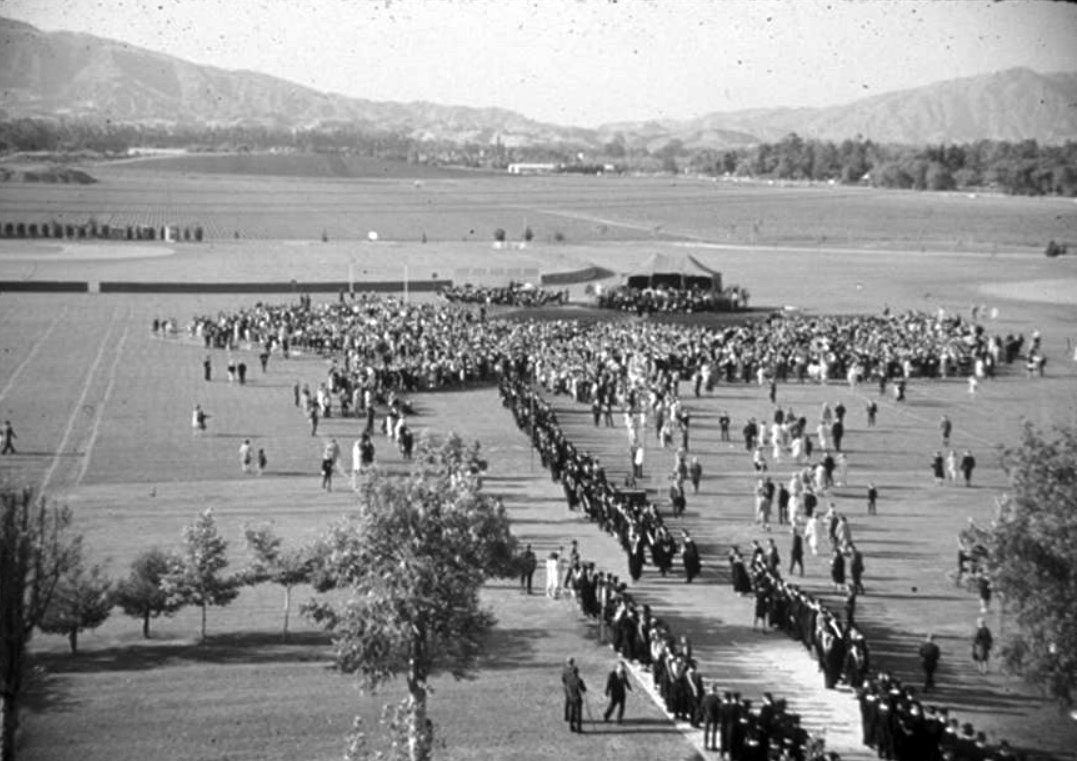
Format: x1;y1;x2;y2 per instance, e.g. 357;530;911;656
597;284;750;314
438;281;567;306
190;293;1036;408
185;292;1045;759
502;369;1021;760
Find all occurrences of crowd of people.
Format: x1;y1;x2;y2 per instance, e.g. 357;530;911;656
597;285;750;314
499;339;1020;759
438;281;567;307
184;291;1043;758
191;293;1031;417
553;546;833;760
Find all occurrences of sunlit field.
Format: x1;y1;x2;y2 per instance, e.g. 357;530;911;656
1;164;1076;760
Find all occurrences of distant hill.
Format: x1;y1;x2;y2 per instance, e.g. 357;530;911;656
608;68;1077;146
3;16;1076;148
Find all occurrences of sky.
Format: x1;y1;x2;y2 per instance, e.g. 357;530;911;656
2;0;1076;127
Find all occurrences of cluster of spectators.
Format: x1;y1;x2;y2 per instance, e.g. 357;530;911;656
193;294;1030;422
439;281;567;307
191;294;518;397
597;285;749;314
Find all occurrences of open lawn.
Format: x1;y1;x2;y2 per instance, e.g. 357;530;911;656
1;160;1074;247
0;173;1076;760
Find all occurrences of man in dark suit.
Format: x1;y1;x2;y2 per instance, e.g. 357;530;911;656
701;683;722;751
603;660;632;723
960;450;976;487
520;544;537;594
563;661;587;733
561;657;576;722
919;633;941;690
831;418;845;452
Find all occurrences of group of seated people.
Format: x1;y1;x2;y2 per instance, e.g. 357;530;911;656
439;281;566;306
597;284;749;314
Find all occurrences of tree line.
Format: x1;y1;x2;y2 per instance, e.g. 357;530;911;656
0;433;515;761
2;118;1075;196
686;133;1077;197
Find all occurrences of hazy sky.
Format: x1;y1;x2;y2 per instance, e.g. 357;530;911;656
3;0;1076;126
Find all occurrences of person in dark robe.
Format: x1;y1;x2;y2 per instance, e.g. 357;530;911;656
681;530;702;583
729;547;752;595
919;633;941;690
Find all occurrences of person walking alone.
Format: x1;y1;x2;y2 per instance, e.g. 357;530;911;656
919;633;941;690
1;420;16;455
239;439;253;473
520;543;537;595
191;404;208;435
789;526;805;577
961;450;977;487
603;661;632;724
972;618;993;674
321;438;340;491
562;659;587;733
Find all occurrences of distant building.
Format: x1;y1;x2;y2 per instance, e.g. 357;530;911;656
507;163;559;175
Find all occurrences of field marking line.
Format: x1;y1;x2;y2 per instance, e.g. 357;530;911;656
0;305;69;406
76;312;132;486
40;308;119;495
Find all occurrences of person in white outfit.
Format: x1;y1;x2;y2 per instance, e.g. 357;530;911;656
545;550;561;598
805;514;820;556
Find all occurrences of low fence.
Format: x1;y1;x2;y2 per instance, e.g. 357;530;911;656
0;280;89;293
98;279;453;294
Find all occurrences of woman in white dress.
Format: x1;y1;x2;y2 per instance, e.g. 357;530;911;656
805;514;820;556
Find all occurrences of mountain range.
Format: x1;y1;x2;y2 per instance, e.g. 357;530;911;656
2;15;1076;149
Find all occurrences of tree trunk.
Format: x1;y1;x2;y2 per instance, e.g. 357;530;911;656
68;629;78;655
1;690;19;761
200;603;207;642
282;586;291;643
406;674;431;761
142;612;150;639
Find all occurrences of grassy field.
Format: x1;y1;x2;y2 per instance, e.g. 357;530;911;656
105;152;500;180
1;170;1076;760
1;156;1074;247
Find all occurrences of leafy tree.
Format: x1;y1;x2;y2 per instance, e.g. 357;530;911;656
1;487;82;761
38;562;112;654
304;441;516;761
988;424;1077;705
162;509;240;642
243;525;314;641
924;161;956;191
114;548;182;638
492;228;506;243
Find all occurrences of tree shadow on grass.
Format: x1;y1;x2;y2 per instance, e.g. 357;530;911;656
32;630;335;675
21;664;79;715
581;717;683;736
477;626;546;671
851;619;1043;718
